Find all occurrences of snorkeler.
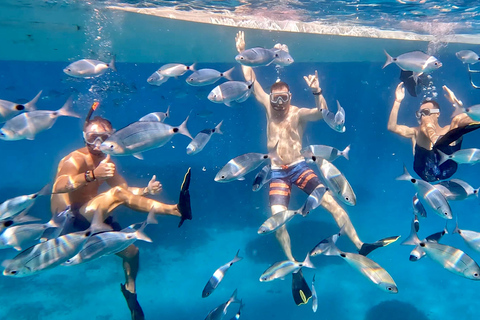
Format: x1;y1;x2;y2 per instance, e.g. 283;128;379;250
50;102;192;320
235;31;399;306
388;82;480;182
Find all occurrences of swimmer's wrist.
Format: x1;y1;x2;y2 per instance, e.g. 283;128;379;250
312;88;322;96
143;187;149;195
85;170;96;183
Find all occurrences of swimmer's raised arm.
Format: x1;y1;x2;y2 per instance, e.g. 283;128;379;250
52;151;90;193
235;31;269;108
299;70;324;121
388;82;416;138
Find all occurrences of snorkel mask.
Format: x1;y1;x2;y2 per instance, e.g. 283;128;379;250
83;102;113;150
270;91;291;111
415;108;440;122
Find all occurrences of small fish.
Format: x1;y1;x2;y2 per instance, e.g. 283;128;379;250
257;209;299;235
235;48;277;67
138;106;170;123
313;157;356;206
453;221;480;254
0;91;41;123
438;148;480;166
396;165;452;219
413;214;420;233
409;227;448;261
147;71;169;86
252;164;271;192
260;253;314;282
186;68;234;86
383;50;442;82
100;115;192;159
0;221;59;251
449;179;479;199
300;185;326;216
0;98;79;141
215;149;276;183
0;185;50;221
321;101;346;133
64;58;116;78
412;194;427;218
202;250;242;298
158;63;195;78
456;50;480;64
273;49;294;67
309;231;342;257
402;219;480;280
187;120;223;155
228;300;244;320
452;104;480;121
312;275;318;312
433;179;477;201
301;144;350;162
208;81;254;107
204;289;240;320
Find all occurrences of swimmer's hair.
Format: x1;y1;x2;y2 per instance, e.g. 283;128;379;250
270;81;290;93
421;100;441;110
85;116;113;132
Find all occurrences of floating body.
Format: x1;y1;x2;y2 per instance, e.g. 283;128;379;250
301;144;350;162
186;68;234;86
260;254;314;282
383;50;442;81
0;91;41;123
64;58;116;78
456;50;480;64
202;250;242;298
313;157;356;206
252;164;271;192
187;121;223;155
208;81;254;107
321;101;346;133
235;48;277;67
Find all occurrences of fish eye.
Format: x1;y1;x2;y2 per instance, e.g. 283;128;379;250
474;273;479;277
240;56;244;60
221;175;225;179
10;270;17;275
387;286;392;291
444;212;448;216
345;197;349;201
109;145;114;149
411;178;416;183
67;68;71;71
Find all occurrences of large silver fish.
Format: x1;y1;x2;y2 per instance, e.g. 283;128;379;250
321;101;346;133
383;50;442;81
260;253;314;282
396;165;452;219
235;48;277;67
158;63;195;77
187;121;223;155
456;50;480;64
0;98;79;141
0;91;41;123
313;157;356;206
301;144;350;162
100;115;192;159
186;68;234;86
215;150;276;183
402;220;480;280
0;185;49;221
202;250;242;298
208;81;254;107
438;148;480;166
252;164;271;192
204;289;240;320
64;58;116;78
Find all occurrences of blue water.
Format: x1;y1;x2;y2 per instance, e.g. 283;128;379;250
3;2;480;320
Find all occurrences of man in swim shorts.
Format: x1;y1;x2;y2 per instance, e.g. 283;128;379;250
51;103;192;320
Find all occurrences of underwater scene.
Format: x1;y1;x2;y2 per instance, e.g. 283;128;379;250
2;1;480;319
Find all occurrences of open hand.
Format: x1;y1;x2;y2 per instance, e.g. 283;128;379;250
147;175;162;195
443;85;463;107
235;31;245;53
395;82;405;102
303;70;321;93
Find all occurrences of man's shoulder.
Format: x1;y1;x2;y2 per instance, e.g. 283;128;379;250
61;147;89;162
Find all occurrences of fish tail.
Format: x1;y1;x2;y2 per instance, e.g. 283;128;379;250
214;120;224;135
24;90;42;111
176;116;193;140
188;62;196;72
146;208;158;225
108;56;117;72
135;228;153;243
342;145;351;160
57;97;80;118
302;253;315;269
222;67;235;81
228;289;239;306
165;105;171;119
401;219;421;246
231;249;243;264
437;149;451;166
453;216;460;234
395;164;413;181
383;50;394;69
475;188;479;197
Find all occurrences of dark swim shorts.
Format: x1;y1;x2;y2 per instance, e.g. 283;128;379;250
58;205;122;235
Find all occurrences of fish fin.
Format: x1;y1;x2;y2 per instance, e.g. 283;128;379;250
177;168;192;228
188;62;197;72
108;56;117;72
382;50;394;69
146;208;158;225
412;72;422;84
26;134;35;140
359;235;400;256
57;97;80;118
231;249;243;264
41;226;61;240
437;149;451;166
453;216;460;235
228;289;239;305
401;219;421;246
292;269;312;306
302;253;315;269
342;145;350;160
24;90;42;111
269;140;281;163
134;228;152;243
13;246;22;251
224;101;233;107
165;105;171;119
1;259;13;268
88;210;112;235
33;184;51;198
133;153;144;160
222;67;235;81
396;164;413;181
177;115;193;140
214;120;224;135
238;176;245;181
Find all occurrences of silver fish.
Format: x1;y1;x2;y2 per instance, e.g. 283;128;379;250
158;63;195;77
309;232;342;257
257;209;299;235
202;250;242;298
0;98;79;141
453;222;480;254
300;185;327;216
100;115;192;159
0;213;41;233
456;50;480;64
260;253;314;282
383;50;442;81
412;194;427;218
0;91;41;123
396;165;452;219
252;164;271;192
434;179;478;201
147;71;169;86
64;58;116;78
273;49;294;67
438;148;480;165
187;120;223;155
402;220;480;280
205;289;239;320
321;101;345;133
228;300;244;320
301;144;350;162
186;68;234;86
215;151;274;183
452;104;480;121
0;185;49;221
0;222;58;251
450;179;479;198
235;48;277;67
138;106;170;122
409;227;447;261
208;81;254;107
313;157;356;206
312;275;318;312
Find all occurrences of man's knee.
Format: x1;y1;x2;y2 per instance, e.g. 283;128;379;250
117;244;139;259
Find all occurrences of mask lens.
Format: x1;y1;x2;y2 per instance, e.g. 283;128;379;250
270;92;291;104
84;132;110;145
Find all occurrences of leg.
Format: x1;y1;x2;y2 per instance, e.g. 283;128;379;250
269;179;295;261
117;245;145;320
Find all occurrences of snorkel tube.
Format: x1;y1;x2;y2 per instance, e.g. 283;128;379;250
83;101;100;131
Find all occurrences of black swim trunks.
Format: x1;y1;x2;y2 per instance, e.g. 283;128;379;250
414;142;461;182
269;160;322;207
57;205;122;235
